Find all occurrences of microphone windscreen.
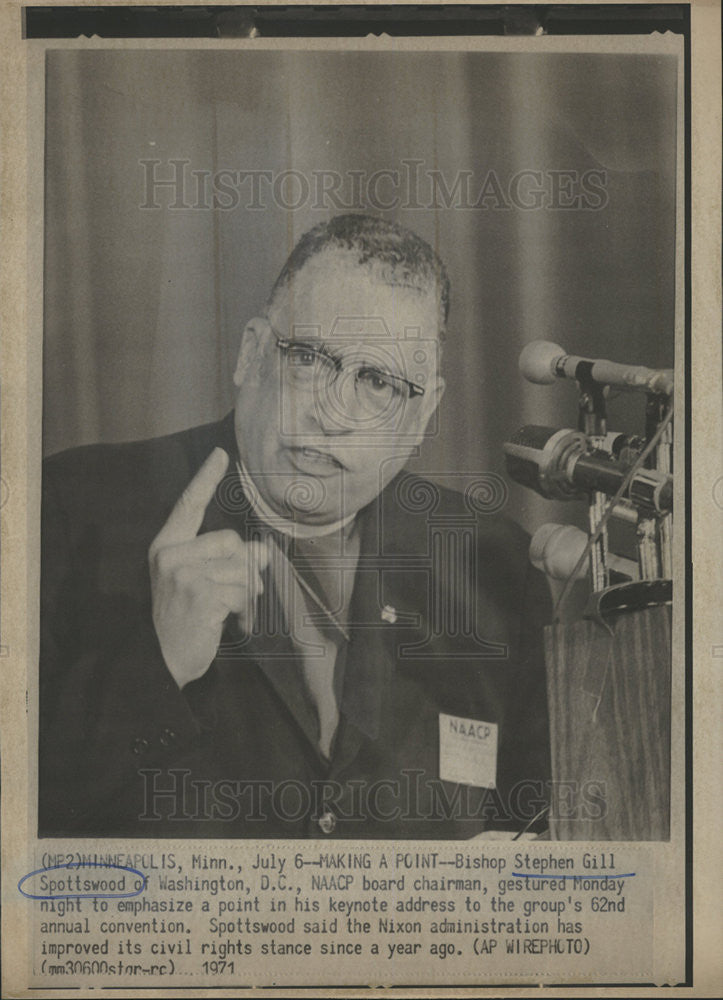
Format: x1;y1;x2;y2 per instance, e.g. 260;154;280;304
519;340;566;384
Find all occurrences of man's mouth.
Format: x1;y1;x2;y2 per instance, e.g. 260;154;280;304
288;446;346;471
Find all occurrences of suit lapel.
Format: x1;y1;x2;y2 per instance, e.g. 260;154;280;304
331;494;400;774
196;427;324;758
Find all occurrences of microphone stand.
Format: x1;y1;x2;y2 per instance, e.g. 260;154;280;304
646;391;674;579
576;373;609;593
569;377;674;615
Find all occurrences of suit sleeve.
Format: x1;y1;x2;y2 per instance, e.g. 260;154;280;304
38;459;203;835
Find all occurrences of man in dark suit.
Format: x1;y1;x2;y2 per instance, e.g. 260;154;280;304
40;214;551;839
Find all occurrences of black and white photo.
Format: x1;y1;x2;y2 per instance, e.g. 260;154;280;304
4;8;719;992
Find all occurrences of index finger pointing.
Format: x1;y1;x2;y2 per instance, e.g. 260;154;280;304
153;447;230;549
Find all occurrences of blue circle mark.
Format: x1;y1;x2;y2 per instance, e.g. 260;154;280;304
18;861;148;900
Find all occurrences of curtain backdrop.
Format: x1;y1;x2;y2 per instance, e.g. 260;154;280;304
43;48;678;535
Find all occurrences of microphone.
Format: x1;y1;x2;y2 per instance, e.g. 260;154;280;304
530;523;638;581
503;425;673;513
519;340;674;396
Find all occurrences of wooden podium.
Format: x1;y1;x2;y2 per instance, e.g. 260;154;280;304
544;604;671;840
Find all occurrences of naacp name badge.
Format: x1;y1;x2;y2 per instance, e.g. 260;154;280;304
439;713;498;788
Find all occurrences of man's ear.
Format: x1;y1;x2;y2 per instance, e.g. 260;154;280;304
233;318;268;387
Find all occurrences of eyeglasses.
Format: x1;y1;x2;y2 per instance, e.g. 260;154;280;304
273;336;425;418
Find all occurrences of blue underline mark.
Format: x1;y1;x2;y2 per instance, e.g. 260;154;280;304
511;871;636;880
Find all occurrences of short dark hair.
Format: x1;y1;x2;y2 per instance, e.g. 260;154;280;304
267;214;451;335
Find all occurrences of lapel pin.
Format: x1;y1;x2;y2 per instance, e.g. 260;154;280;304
381;605;397;624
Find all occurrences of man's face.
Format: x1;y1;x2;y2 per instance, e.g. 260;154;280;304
233;250;445;524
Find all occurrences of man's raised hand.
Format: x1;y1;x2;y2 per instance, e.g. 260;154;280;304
148;447;269;689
